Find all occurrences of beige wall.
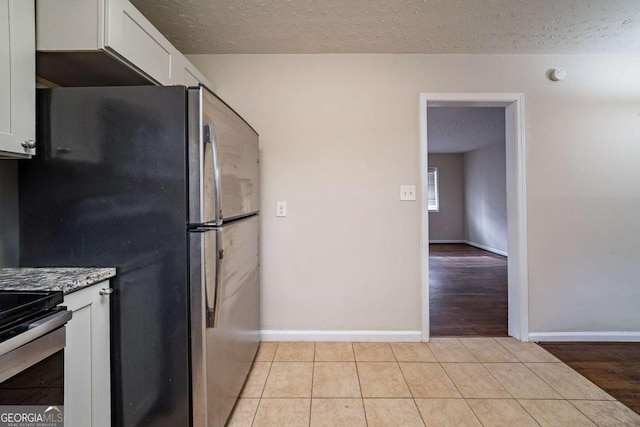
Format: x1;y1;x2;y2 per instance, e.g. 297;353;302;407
464;143;507;254
189;53;640;335
428;154;464;241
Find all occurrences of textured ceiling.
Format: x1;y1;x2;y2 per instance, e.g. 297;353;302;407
130;0;640;54
427;107;505;154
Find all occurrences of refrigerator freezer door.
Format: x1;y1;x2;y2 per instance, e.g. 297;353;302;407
190;215;260;427
188;86;260;226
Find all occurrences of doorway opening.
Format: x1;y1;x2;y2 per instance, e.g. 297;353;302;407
419;93;529;342
427;106;507;336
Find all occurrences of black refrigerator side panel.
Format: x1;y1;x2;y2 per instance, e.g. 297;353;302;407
19;87;190;426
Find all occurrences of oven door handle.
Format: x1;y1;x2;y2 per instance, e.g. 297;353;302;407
0;327;67;383
0;310;72;358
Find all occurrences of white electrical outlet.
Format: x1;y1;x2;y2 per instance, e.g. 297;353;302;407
276;201;287;217
400;185;416;201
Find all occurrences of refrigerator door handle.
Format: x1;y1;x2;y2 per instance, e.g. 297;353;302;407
206;309;215;329
204;123;223;223
206;231;223;329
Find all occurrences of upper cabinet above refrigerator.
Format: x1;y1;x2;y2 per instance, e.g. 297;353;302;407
35;0;214;89
188;87;260;226
37;0;176;86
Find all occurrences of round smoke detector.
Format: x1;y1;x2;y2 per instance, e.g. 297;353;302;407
550;68;567;81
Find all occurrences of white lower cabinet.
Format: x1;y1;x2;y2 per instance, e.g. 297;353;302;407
63;281;111;427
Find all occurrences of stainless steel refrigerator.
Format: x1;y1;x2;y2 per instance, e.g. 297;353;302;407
19;85;260;426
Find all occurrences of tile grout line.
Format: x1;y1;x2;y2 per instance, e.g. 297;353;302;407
393;345;428;426
458;337;523;364
492;336;524;362
433;357;482;422
523;362;582;402
490;337;521;361
252;342;279;426
493;337;561;364
421;340;438;362
477;360;518;401
351;342;368;427
567;399;612;426
475;352;545;426
516;361;567;401
440;337;479;363
461;338;603;426
513;398;543;427
436;357;487;426
465;399;488;427
309;342;315;427
438;360;465;399
474;347;545;425
528;361;617;403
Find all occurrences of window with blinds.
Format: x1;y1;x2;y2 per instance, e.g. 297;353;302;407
427;167;439;212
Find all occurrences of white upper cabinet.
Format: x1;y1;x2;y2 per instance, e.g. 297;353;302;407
37;0;179;86
0;0;35;157
36;0;214;89
104;0;178;85
176;53;214;89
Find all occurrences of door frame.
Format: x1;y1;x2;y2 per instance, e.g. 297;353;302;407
419;93;529;342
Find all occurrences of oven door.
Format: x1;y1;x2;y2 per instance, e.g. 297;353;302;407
0;310;72;405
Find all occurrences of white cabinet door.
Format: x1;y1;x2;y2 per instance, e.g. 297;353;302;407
0;0;35;157
104;0;179;85
182;64;202;87
176;53;215;89
36;0;215;88
36;0;103;51
64;282;111;427
37;0;179;85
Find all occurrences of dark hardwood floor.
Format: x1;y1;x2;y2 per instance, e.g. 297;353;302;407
540;342;640;415
429;243;508;336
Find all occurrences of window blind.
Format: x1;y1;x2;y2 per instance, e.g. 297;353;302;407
427;167;439;212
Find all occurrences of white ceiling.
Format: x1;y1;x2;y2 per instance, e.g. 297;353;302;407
427;107;505;154
130;0;640;54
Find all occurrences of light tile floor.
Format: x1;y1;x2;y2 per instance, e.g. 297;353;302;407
228;338;640;426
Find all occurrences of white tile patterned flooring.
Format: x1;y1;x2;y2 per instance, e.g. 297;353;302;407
226;338;640;426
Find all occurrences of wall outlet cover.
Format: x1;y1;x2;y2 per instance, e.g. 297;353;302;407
276;201;287;217
400;185;416;201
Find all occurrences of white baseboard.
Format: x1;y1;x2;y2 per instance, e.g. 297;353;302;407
260;330;423;342
464;240;508;257
428;240;465;244
529;332;640;342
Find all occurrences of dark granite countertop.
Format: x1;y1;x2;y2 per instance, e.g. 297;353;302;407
0;268;116;295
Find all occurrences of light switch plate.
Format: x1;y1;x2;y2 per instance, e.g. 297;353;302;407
276;201;287;217
400;185;416;201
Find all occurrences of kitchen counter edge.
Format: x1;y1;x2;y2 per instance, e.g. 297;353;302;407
0;268;116;295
